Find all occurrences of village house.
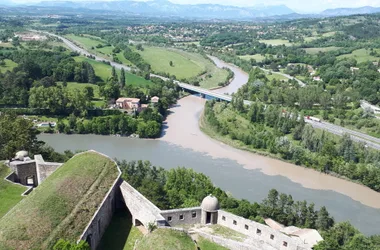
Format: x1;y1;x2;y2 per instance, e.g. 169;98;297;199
151;96;160;103
313;76;321;81
350;67;359;72
116;97;142;111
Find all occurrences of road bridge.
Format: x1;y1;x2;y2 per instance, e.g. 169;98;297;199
37;31;250;104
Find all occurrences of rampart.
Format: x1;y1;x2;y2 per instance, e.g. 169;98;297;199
120;181;166;228
217;210;308;250
160;207;202;226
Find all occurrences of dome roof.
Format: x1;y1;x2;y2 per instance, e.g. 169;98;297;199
201;195;220;212
15;151;28;161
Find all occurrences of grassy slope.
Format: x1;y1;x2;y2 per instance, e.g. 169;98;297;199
337;48;380;63
136;46;204;79
0;59;18;73
259;39;294;46
74;56;152;86
0;151;119;250
198;237;229;250
98;209;143;250
0;164;27;219
136;229;195;250
304;47;341;55
239;54;265;62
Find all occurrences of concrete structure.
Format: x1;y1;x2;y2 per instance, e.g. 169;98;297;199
201;195;219;224
6;151;62;187
161;207;202;227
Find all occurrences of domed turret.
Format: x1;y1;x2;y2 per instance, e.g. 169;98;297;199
15;151;28;161
201;195;220;212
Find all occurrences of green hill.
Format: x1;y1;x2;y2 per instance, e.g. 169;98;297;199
0;151;119;250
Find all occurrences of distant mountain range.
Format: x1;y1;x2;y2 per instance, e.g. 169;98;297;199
321;6;380;16
32;0;295;19
3;0;380;20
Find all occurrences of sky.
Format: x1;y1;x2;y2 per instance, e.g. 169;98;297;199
9;0;380;13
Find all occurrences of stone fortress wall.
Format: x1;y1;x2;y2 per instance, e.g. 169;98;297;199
160;207;202;227
217;210;308;250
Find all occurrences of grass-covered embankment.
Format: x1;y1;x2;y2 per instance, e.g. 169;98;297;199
0;164;27;218
0;151;119;250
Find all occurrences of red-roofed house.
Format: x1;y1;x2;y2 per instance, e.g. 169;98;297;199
116;97;141;111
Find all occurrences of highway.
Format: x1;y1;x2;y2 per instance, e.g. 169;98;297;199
38;31;380;150
305;119;380;150
38;31;237;103
258;67;306;87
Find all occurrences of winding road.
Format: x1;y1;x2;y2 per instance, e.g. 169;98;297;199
38;31;380;150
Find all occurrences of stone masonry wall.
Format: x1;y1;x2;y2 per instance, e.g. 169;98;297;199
217;210;308;250
79;177;123;250
160;207;202;227
120;181;165;228
14;161;37;186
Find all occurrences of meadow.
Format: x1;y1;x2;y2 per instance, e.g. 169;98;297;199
259;39;294;46
0;59;18;73
239;54;265;62
136;46;205;79
337;48;380;63
304;46;341;55
74;56;152;86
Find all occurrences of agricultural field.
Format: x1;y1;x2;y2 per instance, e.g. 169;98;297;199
74;56;152;86
337;48;380;63
65;82;100;98
304;46;341;54
0;59;17;73
266;72;289;81
0;152;119;250
0;164;27;218
239;54;265;62
65;34;133;66
0;42;13;48
259;39;294;46
136;46;205;79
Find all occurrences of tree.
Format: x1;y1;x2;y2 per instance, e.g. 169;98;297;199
120;68;126;89
0;113;41;160
316;206;334;231
53;239;90;250
111;66;118;82
169;60;174;67
83;86;94;100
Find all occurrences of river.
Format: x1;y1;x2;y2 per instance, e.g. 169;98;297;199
38;55;380;236
39;94;380;236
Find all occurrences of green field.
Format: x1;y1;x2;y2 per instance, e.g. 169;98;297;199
65;82;100;98
136;46;205;79
98;208;143;250
266;72;289;81
74;56;152;86
337;48;380;63
66;34;133;66
0;59;18;73
198;237;229;250
304;46;341;55
0;151;119;250
0;42;13;48
0;164;27;218
239;54;266;62
65;34;105;49
259;39;294;46
136;229;195;250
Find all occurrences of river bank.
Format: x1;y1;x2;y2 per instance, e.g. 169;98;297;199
160;95;380;209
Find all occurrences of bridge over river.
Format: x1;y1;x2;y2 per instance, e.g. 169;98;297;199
35;31;380;150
